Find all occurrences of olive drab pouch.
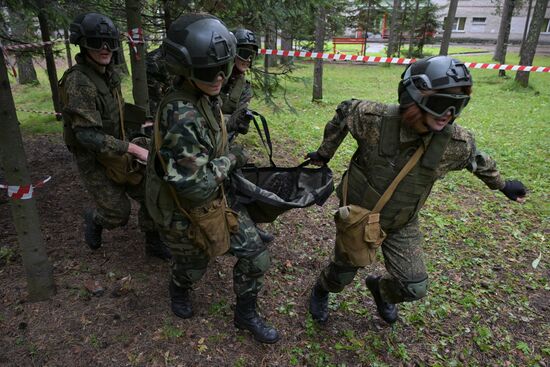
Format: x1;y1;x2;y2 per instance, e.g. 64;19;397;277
334;204;387;266
96;136;150;186
335;145;424;267
186;195;239;257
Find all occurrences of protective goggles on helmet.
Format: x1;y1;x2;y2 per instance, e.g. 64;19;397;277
190;60;234;85
417;93;470;118
236;47;257;62
83;37;119;51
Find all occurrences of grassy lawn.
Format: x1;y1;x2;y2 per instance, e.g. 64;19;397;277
6;49;550;365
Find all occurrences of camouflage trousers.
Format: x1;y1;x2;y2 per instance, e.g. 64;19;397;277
160;199;270;298
75;153;154;232
318;217;429;304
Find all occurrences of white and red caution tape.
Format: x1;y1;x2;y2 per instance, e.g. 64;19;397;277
125;28;144;61
16;108;62;117
0;176;51;200
259;49;550;73
2;46;17;77
3;39;64;51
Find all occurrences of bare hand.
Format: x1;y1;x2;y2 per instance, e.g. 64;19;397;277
127;142;148;163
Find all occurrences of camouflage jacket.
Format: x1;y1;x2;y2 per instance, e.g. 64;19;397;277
221;69;253;114
155;83;234;207
317;99;505;190
59;53;128;154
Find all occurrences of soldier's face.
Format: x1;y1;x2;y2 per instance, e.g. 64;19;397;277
88;48;113;66
194;75;224;96
424;110;453;132
235;57;251;72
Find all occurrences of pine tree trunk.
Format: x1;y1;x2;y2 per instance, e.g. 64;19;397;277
280;31;292;65
10;9;39;85
407;0;421;58
162;0;172;32
520;0;534;55
117;37;129;76
126;0;150;115
515;0;549;87
494;0;516;77
0;49;55;301
312;5;326;101
36;0;61;116
387;0;401;56
439;0;459;56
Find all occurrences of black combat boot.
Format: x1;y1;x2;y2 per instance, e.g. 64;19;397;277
365;275;398;324
145;231;172;261
169;281;193;319
308;281;330;324
234;296;280;344
84;210;103;250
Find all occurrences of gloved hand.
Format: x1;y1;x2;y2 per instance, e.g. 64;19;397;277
228;145;249;169
305;151;330;166
229;109;254;135
500;180;527;202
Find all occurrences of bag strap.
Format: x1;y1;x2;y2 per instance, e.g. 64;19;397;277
114;88;126;141
342;144;425;214
250;110;276;167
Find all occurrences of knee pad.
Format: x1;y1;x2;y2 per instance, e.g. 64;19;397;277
401;277;429;301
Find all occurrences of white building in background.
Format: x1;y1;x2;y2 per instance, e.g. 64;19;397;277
432;0;550;43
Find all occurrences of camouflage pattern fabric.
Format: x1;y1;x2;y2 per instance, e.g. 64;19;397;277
75;153;154;232
154;84;269;296
60;54;151;231
157;98;233;208
220;69;253;134
314;99;506;304
162;200;269;297
320;218;426;304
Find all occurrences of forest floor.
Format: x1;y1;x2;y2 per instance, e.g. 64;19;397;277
0;134;548;367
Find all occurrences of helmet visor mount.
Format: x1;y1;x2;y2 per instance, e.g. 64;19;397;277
83;37;119;51
191;60;234;85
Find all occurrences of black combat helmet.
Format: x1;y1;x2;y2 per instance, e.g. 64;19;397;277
163;14;236;84
234;28;258;62
399;56;472;118
69;12;120;51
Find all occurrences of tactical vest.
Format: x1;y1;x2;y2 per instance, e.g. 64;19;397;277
146;85;227;228
59;62;122;150
340;105;452;231
220;75;245;114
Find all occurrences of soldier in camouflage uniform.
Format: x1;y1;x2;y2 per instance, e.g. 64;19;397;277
306;56;527;325
59;12;170;260
219;28;275;243
145;14;280;344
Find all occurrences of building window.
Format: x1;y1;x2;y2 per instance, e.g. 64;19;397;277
444;17;466;31
472;17;486;24
542;18;550;33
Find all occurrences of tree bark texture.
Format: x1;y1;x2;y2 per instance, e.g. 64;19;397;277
407;0;421;58
494;0;516;76
312;5;326;101
515;0;550;87
520;0;534;55
36;1;61;115
0;49;55;302
125;0;150;115
11;9;39;85
439;0;459;56
387;0;401;56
